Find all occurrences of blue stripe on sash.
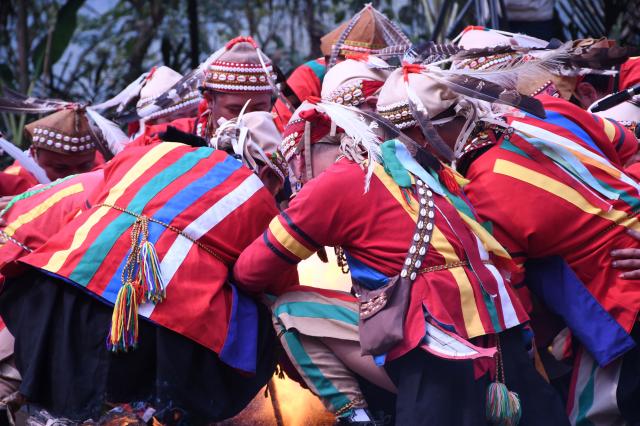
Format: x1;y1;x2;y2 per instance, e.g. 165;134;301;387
345;251;389;290
102;154;241;302
70;148;213;286
526;110;605;156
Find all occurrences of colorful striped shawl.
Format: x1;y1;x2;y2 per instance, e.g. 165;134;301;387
22;143;279;372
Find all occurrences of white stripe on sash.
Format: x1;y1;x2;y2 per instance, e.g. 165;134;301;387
474;236;520;329
139;173;264;317
511;120;640;193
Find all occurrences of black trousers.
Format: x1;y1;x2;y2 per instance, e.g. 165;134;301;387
618;325;640;425
0;268;277;425
385;327;569;426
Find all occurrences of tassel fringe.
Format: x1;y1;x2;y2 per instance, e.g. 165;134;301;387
486;382;522;426
108;215;167;352
439;167;461;195
138;240;166;304
486;337;522;425
107;281;141;352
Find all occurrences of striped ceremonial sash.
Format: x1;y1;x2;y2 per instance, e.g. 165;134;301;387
371;164;523;339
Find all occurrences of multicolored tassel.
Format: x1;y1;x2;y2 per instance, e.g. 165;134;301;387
107;281;140;352
108;215;166;352
138;240;166;304
486;382;521;425
486;337;522;425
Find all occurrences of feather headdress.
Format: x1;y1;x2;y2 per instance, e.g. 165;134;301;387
0;90;128;159
315;100;382;191
117;47;226;123
90;72;150;114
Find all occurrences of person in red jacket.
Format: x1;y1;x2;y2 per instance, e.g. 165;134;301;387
375;58;640;424
129;36;277;149
0;112;287;424
234;99;567;425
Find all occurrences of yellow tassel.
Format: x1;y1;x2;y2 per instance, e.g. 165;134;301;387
107;281;140;352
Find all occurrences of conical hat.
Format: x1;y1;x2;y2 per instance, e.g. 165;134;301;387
320;5;409;57
25;108;96;154
203;36;275;93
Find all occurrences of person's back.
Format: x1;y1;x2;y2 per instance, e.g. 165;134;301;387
464;95;640;424
465;95;640;344
0;139;282;423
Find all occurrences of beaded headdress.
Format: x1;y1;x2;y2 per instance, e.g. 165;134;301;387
25;107;97;155
321;57;391;107
203;36;276;94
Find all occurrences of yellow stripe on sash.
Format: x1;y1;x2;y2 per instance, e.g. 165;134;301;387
430;227;486;338
372;164;418;220
494;159;640;231
43;143;180;272
4;166;21;176
4;183;84;238
269;217;314;260
373;163;485;338
601;118;617;144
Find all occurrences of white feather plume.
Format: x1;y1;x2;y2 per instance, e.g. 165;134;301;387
86;109;129;155
0;136;50;184
442;45;573;89
89;72;149;113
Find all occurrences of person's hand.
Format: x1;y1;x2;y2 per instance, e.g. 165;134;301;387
611;229;640;279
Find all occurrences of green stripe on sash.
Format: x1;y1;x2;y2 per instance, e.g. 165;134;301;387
69;148;212;285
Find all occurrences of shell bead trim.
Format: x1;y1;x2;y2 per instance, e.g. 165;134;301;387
327;80;367;107
31;127;96;153
377;102;417;129
204;61;275;93
400;180;436;281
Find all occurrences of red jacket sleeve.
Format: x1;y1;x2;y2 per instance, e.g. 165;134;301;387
233;161;366;294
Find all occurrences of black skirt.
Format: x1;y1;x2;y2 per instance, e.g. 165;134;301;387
385;327;570;426
0;268;277;425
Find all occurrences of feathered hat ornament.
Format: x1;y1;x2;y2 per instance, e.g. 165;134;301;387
0;90;128;160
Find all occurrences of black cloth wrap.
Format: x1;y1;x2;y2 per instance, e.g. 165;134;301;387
385;326;570;426
0;268;277;425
